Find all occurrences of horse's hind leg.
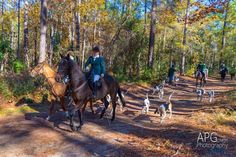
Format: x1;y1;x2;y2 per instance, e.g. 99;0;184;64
89;100;94;114
100;98;109;119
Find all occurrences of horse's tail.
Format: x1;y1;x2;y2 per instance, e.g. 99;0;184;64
117;86;126;107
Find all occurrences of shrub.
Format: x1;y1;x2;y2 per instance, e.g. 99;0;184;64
12;60;26;74
0;78;12;99
186;67;195;77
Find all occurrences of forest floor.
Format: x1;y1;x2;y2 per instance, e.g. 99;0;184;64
0;76;235;157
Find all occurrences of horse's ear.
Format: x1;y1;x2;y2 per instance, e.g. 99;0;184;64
66;53;70;60
60;53;64;58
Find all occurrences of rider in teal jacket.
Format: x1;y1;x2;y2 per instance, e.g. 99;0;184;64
84;46;106;98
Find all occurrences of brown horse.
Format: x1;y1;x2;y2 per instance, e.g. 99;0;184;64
195;70;206;87
30;62;95;120
30;62;68;120
56;54;125;131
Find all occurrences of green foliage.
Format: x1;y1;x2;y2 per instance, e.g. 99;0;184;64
229;66;236;74
0;73;36;98
186;67;195;77
12;60;26;74
0;37;13;62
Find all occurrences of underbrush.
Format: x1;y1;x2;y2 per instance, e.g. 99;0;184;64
0;71;48;102
215;111;236;126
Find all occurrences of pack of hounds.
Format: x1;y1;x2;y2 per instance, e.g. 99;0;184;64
140;77;215;124
106;76;215;124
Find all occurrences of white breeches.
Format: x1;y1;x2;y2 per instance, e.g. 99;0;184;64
94;75;100;82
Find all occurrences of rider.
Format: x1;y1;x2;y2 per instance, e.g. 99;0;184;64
84;46;106;98
219;63;228;82
168;64;176;85
196;62;206;78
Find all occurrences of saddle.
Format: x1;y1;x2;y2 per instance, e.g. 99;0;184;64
85;71;103;90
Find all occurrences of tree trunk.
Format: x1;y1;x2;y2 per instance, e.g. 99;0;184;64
81;29;86;69
74;0;81;51
39;0;47;63
34;27;38;65
220;0;230;64
180;0;190;75
147;0;157;69
49;24;54;66
17;0;20;60
10;22;14;49
24;1;29;67
1;0;4;37
144;0;147;31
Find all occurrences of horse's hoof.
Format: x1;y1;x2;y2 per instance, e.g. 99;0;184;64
76;125;82;131
70;125;76;132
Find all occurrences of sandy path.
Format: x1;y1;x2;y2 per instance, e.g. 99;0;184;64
0;76;235;157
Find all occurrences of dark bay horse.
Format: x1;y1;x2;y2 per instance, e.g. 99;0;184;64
30;62;94;120
56;54;125;131
195;70;206;87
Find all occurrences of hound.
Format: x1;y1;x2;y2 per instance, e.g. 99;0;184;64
152;81;165;99
154;92;174;123
196;88;205;102
206;90;215;102
141;93;150;114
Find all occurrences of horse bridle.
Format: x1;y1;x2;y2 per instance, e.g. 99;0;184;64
32;62;45;75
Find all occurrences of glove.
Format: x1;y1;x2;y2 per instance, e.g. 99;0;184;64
101;74;104;78
85;66;90;71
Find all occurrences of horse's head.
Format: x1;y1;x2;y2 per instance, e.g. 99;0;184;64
30;62;46;77
56;53;74;82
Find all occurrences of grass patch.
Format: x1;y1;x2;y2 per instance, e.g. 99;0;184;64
215;111;236;126
0;105;37;117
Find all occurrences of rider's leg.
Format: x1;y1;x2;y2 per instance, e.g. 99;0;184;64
92;75;100;98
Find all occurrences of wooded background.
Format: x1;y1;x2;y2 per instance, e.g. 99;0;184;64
0;0;235;81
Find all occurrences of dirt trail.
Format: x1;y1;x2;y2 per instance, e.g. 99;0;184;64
0;76;235;157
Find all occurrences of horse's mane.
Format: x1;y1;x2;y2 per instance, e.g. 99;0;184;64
42;62;57;77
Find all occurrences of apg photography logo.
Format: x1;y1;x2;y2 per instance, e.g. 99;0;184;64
196;132;228;149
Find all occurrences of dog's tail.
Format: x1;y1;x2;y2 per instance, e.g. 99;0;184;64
117;86;126;107
168;91;175;103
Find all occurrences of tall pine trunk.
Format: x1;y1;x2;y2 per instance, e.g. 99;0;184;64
17;0;20;60
220;0;230;64
39;0;47;63
24;1;29;67
180;0;190;75
1;1;4;37
49;24;54;66
147;0;157;69
74;0;80;51
34;27;38;65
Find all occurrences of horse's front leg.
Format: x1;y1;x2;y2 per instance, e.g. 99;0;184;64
47;97;56;120
77;109;83;130
111;99;117;121
69;110;76;131
60;97;69;118
100;98;109;119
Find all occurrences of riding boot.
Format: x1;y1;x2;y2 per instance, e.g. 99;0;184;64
92;82;97;99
